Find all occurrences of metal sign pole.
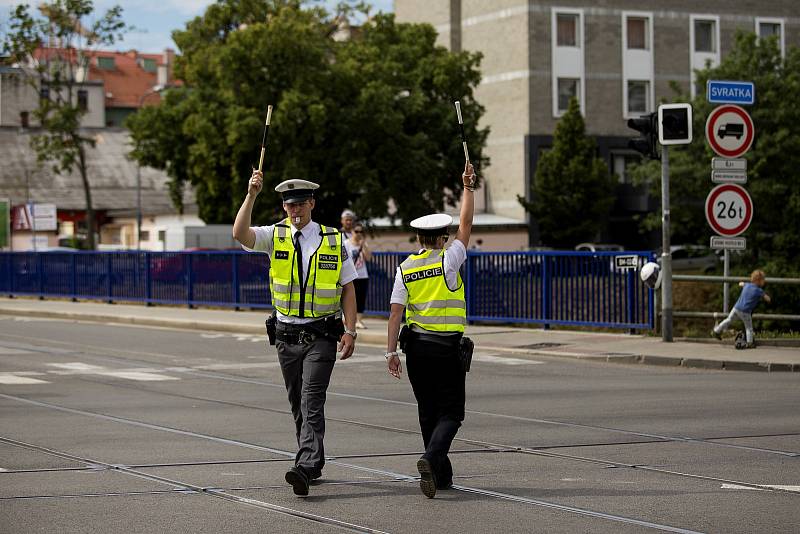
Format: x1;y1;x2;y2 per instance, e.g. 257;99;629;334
661;146;673;342
723;249;730;313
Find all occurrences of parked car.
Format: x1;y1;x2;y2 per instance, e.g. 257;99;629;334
574;243;626;274
658;245;720;273
574;243;624;253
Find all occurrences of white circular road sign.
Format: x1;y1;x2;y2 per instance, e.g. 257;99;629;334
705;105;755;158
705;184;753;237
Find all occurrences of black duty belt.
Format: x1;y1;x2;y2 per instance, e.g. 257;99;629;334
408;330;462;348
276;320;327;345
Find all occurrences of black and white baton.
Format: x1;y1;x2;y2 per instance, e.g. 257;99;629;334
257;105;273;172
454;100;470;164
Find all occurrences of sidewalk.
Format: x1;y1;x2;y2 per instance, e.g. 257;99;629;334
0;297;798;372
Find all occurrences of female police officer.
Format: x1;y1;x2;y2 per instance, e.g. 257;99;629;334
385;162;476;498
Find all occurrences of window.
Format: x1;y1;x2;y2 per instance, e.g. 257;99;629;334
556;14;578;47
39;86;50;101
142;58;157;72
627;80;649;114
758;22;781;38
612;153;641;184
97;56;115;70
20;111;29;128
140;230;150;242
77;89;88;112
627;17;648;49
694;20;716;52
756;18;784;57
557;78;579;112
158;230;166;242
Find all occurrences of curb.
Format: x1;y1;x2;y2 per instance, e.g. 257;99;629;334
1;307;796;373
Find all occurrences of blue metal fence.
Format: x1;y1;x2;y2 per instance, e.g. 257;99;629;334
0;250;655;330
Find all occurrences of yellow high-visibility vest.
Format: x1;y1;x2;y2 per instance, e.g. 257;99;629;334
270;219;343;317
400;248;466;333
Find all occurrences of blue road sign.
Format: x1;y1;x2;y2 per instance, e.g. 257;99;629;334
707;80;755;105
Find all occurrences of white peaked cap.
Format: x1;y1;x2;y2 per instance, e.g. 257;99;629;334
274;179;319;203
410;213;453;234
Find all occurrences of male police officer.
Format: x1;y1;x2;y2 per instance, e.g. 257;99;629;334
385;162;476;498
233;169;358;497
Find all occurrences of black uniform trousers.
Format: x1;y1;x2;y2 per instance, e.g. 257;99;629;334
276;334;337;479
405;333;466;487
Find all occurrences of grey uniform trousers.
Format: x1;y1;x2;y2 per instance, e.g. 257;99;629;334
276;337;337;477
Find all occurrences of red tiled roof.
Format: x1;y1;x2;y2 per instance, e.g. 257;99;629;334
33;47;182;109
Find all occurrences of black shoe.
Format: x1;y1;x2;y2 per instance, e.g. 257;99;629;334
285;466;309;496
417;458;437;499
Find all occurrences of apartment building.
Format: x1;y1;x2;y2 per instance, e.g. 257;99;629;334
396;1;799;248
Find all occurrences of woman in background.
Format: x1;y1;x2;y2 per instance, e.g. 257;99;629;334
346;222;371;328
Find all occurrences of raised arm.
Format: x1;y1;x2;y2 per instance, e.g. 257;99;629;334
232;169;262;249
455;162;476;247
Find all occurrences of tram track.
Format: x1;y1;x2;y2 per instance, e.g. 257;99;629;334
0;330;797;459
1;328;798;532
0;435;391;534
0;403;703;534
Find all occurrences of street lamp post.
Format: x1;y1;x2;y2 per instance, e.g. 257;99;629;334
135;84;164;250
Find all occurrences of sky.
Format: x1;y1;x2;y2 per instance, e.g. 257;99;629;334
1;0;395;54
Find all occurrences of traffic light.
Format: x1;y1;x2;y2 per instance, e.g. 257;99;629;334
658;103;692;145
627;112;659;160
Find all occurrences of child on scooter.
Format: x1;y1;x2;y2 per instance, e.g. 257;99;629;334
711;269;771;348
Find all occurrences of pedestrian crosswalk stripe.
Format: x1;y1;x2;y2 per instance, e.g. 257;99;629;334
98;371;179;381
721;483;800;493
0;373;50;385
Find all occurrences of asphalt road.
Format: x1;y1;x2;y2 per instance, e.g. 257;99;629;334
1;315;798;534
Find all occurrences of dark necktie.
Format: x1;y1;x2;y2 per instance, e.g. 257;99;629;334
294;232;305;317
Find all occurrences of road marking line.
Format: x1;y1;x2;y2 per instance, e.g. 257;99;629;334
44;362;178;382
721;483;800;492
193;363;281;371
0;374;50;385
96;371;179;382
47;363;106;372
474;354;544;365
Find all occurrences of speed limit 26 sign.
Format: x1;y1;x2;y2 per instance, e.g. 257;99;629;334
705;184;753;237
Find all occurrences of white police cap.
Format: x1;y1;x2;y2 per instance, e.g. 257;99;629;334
275;179;319;203
410;213;453;235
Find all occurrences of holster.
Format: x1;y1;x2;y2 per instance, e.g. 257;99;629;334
398;325;410;352
265;310;277;346
459;336;474;373
322;312;346;341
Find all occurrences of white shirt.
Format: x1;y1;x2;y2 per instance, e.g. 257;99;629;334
244;220;357;324
344;238;369;279
390;239;467;305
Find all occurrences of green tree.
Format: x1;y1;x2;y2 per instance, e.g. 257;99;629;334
3;1;128;249
127;1;488;227
518;97;616;247
630;32;800;270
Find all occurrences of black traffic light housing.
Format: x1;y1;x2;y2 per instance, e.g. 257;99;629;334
627;112;659;160
658;103;693;145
